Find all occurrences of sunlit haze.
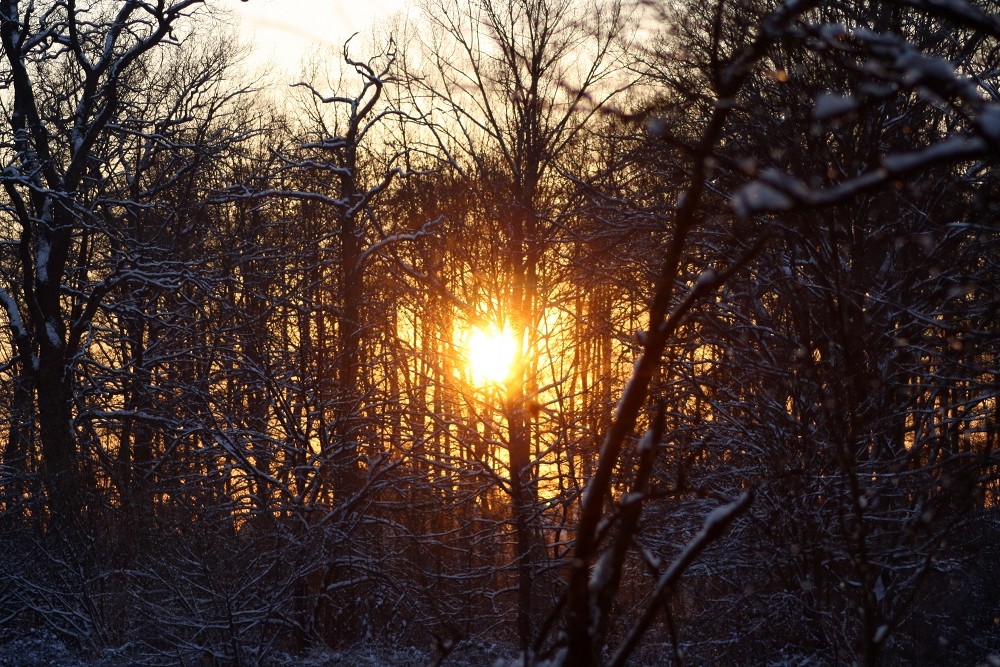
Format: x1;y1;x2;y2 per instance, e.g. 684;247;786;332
231;0;409;74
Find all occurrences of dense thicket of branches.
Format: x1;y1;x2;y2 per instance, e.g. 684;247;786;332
0;0;997;665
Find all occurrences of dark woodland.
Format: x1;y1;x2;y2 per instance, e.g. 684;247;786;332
0;0;998;665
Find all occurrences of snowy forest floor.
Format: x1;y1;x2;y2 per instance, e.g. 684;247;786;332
0;629;520;667
5;626;1000;665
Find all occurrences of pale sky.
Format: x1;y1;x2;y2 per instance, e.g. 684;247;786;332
228;0;410;75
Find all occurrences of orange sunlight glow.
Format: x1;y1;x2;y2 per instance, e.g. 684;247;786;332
466;324;518;386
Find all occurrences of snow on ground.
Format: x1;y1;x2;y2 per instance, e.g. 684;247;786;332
0;631;515;667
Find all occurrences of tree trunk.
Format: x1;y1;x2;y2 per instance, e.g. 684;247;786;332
37;343;81;528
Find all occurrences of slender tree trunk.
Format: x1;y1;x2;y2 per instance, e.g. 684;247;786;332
505;391;535;655
335;196;364;499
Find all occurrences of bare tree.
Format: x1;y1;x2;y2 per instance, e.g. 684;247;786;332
410;0;638;649
546;0;1000;665
0;0;227;527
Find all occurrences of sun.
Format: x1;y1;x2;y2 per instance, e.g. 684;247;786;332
466;323;518;385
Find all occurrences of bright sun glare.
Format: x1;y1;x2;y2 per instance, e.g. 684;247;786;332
466;324;517;385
